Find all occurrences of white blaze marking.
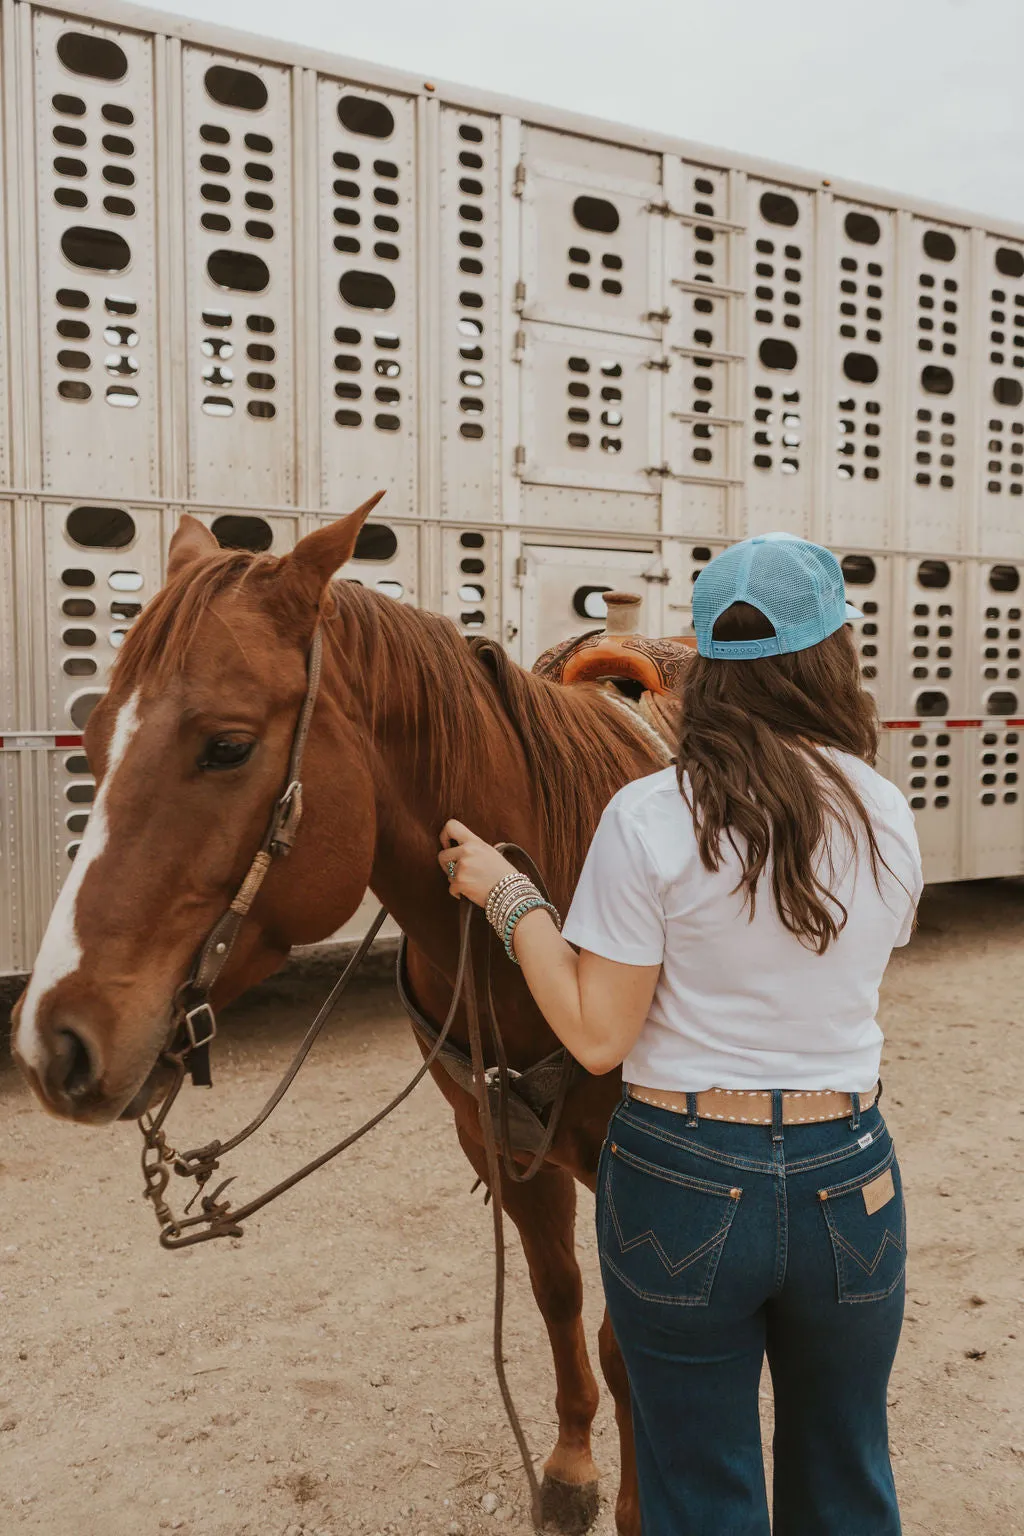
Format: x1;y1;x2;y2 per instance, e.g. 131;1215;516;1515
15;692;140;1071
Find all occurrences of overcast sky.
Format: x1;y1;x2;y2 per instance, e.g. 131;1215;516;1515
150;0;1022;226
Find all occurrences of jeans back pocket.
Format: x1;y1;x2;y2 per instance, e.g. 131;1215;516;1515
599;1140;742;1308
819;1143;907;1304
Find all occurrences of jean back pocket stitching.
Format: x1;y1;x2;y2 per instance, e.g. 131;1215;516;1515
818;1150;907;1304
823;1203;907;1277
607;1183;740;1279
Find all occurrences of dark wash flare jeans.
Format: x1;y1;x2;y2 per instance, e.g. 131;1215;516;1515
596;1091;905;1536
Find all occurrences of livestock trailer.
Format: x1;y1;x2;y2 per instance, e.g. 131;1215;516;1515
2;0;1024;971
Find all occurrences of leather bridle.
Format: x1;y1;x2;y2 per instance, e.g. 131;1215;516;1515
133;619;571;1528
160;624;326;1091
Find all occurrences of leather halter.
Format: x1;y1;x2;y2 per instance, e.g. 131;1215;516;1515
164;625;324;1088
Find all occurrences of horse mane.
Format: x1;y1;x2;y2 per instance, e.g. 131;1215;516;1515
113;552;662;895
328;585;661;894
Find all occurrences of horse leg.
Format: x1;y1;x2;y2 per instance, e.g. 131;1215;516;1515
456;1122;602;1535
598;1309;641;1536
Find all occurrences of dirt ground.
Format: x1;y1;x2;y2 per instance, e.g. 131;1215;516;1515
1;881;1022;1536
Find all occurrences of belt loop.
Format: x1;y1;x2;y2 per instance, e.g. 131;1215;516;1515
685;1092;699;1128
770;1089;784;1144
849;1091;861;1132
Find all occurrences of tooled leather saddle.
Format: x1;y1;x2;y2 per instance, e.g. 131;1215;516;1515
532;590;695;756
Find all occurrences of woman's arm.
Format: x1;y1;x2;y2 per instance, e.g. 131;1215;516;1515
439;819;659;1076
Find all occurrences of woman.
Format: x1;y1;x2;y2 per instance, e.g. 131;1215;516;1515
439;533;922;1536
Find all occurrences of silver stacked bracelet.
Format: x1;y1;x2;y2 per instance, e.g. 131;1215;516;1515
485;873;562;965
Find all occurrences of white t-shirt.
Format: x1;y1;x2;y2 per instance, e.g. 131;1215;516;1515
561;758;923;1092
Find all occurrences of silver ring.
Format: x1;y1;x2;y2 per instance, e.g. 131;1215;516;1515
447;860;456;882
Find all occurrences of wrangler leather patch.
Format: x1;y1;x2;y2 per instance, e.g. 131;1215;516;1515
862;1168;895;1216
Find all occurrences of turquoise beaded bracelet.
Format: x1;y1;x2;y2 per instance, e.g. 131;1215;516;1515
502;895;562;965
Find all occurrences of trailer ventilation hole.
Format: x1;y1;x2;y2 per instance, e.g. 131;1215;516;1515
61;226;131;272
68;691;104;728
572;196;619;234
353;523;398;562
844;211;880;245
207;249;269;292
921;365;953;395
759;338;797;371
340;270;395;310
994;377;1023;407
917;559;951;590
204;65;268;112
843;352;878;384
841;554;876;585
987;690;1018;716
66;506;135;549
211;514;273;552
923;230;956;262
995;246;1024;279
338;95;394;138
915;691;948;717
573;586;611;620
56;32;127;81
760;192;799;227
105;385;138;407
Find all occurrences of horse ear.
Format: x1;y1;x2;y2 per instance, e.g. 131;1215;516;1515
284;490;386;602
167;514;218;582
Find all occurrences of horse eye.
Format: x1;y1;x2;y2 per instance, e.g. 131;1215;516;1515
200;737;255;771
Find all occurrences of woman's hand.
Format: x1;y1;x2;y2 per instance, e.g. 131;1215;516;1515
438;818;519;908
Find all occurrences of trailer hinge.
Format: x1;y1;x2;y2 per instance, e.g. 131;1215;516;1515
644;462;672;479
643;569;672;585
513;161;526;198
514;279;527;310
644;356;671;372
512;327;526;362
646;200;673;217
514;553;528;585
645;308;671;324
513;444;527;475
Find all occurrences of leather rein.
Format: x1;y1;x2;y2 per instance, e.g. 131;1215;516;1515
136;621;573;1528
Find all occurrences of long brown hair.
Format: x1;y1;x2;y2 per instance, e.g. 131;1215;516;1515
676;602;890;954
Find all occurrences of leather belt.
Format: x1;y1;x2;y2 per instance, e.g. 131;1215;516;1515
626;1082;880;1126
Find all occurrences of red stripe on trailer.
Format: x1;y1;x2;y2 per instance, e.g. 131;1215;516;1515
1008;719;1024;728
884;721;921;730
0;731;85;750
946;719;982;729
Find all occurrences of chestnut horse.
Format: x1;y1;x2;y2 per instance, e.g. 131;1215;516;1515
12;497;664;1535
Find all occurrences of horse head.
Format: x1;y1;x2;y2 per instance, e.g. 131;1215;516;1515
11;495;385;1124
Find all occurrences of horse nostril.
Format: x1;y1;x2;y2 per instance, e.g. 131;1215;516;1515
52;1028;97;1100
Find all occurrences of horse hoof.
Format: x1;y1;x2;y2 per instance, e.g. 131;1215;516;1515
540;1474;601;1534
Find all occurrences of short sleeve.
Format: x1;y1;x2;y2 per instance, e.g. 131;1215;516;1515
891;801;924;947
561;795;666;965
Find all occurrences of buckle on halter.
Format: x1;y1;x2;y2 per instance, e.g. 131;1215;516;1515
184;1002;217;1051
271;780;304;855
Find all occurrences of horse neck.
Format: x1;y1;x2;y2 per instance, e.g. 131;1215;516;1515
326;607;543;950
